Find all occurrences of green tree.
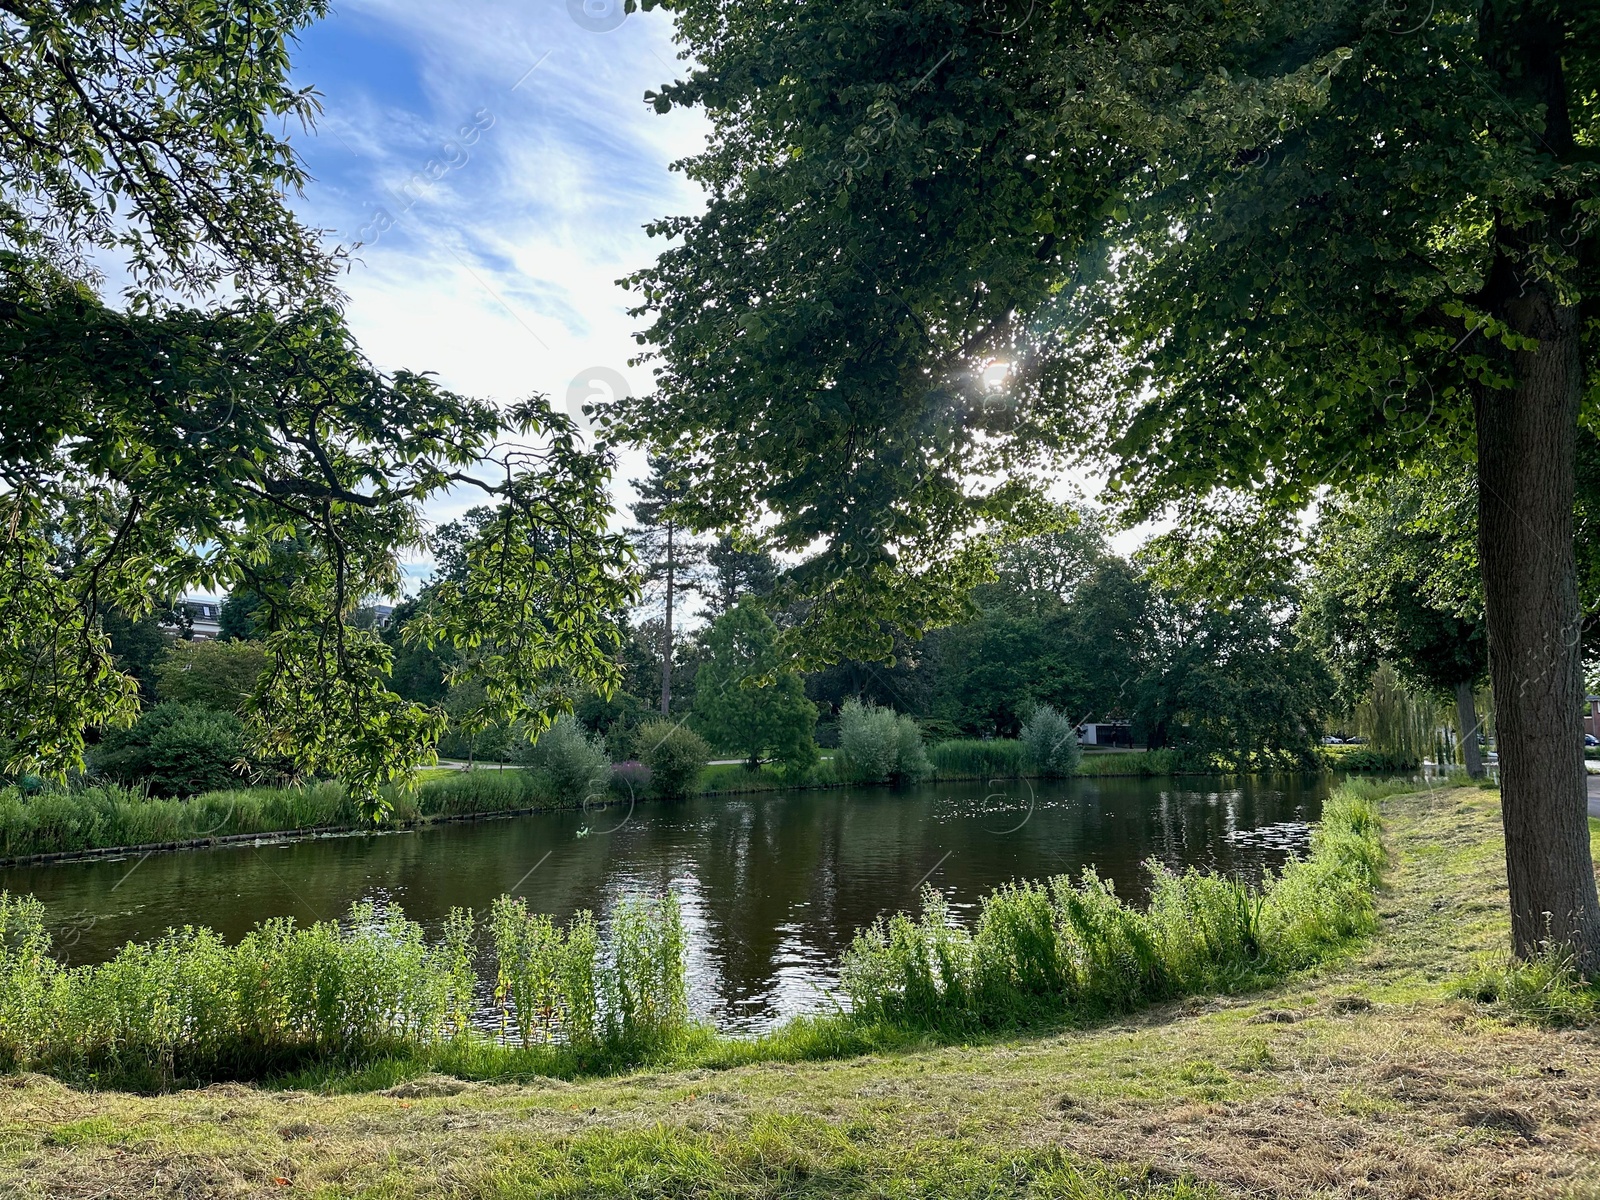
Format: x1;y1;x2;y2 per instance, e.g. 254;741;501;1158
703;535;778;618
1303;476;1489;776
102;607;176;700
621;0;1600;966
154;639;272;714
1131;584;1330;770
0;3;635;813
693;603;818;773
628;456;706;715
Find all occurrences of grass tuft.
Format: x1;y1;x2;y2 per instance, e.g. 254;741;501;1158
1453;944;1600;1026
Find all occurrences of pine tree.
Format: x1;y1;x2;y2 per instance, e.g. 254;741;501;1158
627;456;705;715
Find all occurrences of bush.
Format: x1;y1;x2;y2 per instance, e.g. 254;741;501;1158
516;715;611;803
610;760;652;800
1020;705;1082;778
930;738;1027;779
835;700;929;785
93;702;250;797
637;721;710;801
839;778;1395;1031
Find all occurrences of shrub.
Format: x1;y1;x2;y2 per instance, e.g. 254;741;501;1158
516;715;611;803
637;721;710;801
1020;705;1082;778
835;700;929;785
930;738;1027;779
610;760;652;800
93;702;250;797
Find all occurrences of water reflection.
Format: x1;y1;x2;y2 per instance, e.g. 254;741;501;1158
1;773;1329;1032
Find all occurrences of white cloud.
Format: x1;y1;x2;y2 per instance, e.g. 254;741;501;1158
283;0;705;584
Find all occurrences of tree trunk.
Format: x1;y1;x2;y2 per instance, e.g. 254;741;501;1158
1454;680;1485;779
1476;263;1600;971
1474;0;1600;972
661;521;674;716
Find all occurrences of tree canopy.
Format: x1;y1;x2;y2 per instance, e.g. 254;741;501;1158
623;0;1600;965
0;0;635;812
693;602;818;773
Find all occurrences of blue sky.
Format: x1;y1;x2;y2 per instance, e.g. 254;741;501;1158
280;0;707;585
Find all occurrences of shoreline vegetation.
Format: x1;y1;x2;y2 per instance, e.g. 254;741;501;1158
0;779;1398;1092
4;745;1358;865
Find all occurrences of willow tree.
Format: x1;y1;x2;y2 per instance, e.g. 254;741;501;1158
1;0;634;811
1303;475;1489;777
621;0;1600;965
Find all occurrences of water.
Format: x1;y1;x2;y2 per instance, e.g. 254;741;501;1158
0;773;1330;1033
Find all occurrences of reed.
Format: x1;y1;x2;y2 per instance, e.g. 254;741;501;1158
928;739;1028;779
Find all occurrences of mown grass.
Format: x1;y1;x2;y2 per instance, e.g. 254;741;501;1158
9;783;1600;1200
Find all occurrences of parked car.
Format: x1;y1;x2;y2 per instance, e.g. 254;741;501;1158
1585;734;1598;747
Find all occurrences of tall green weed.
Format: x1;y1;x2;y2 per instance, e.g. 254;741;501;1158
840;779;1392;1030
930;739;1028;779
0;887;688;1085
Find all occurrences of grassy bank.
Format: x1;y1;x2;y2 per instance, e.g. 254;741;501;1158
0;770;567;861
0;781;1395;1094
5;783;1597;1198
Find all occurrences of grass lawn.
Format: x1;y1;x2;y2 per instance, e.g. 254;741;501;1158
2;786;1597;1198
